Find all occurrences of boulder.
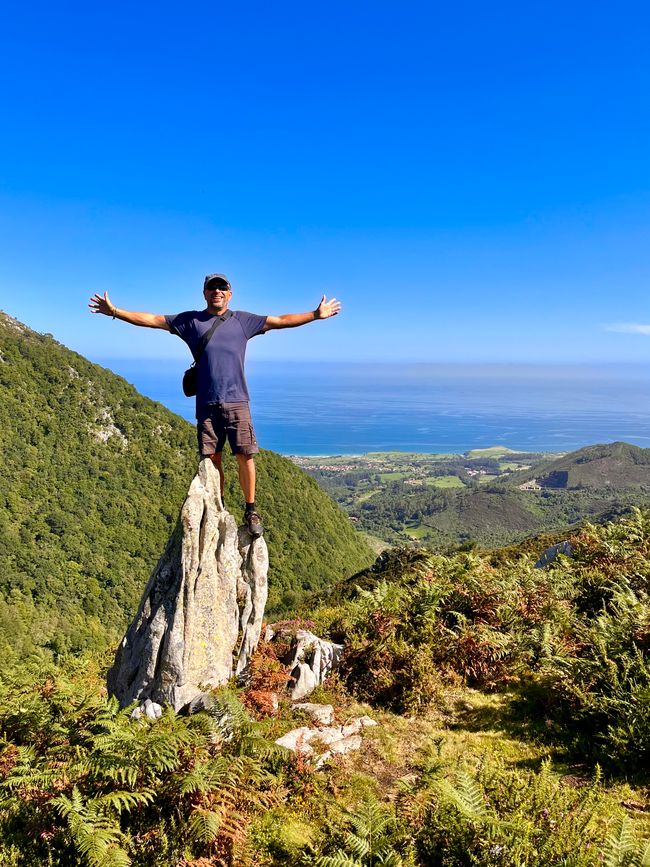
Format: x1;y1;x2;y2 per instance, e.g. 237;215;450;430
290;662;319;701
317;735;363;767
266;626;343;700
294;703;335;725
275;714;377;766
535;540;573;569
130;699;163;721
275;726;315;754
107;459;269;711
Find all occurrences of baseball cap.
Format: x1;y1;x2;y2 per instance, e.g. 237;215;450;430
204;273;231;291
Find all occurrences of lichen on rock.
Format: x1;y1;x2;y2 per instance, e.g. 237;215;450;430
107;458;269;712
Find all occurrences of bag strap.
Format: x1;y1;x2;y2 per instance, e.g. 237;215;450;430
191;310;233;363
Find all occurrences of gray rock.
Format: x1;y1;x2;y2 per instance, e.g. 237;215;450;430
294;703;334;725
107;459;269;711
316;735;364;768
534;540;573;569
275;714;376;765
288;631;343;699
267;626;343;700
185;691;216;714
341;719;363;737
143;699;163;720
290;662;319;701
235;525;269;676
275;726;315;754
130;699;163;721
310;727;347;747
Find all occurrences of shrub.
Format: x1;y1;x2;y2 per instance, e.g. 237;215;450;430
528;582;650;772
403;757;642;866
0;664;289;866
316;510;650;772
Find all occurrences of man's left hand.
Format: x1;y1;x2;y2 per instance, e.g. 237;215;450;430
315;295;341;319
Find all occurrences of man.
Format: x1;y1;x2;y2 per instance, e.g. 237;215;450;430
89;274;341;537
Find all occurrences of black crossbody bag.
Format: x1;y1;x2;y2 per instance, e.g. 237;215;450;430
182;310;233;397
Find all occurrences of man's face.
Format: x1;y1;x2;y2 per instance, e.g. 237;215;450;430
204;283;232;309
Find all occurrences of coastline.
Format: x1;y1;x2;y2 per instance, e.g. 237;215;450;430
93;358;650;458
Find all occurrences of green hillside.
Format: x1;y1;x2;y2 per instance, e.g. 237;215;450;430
514;441;650;489
0;311;373;658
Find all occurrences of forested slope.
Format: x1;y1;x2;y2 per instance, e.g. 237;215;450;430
0;311;373;658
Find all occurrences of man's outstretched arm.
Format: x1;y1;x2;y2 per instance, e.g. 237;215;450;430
262;295;341;332
88;291;170;330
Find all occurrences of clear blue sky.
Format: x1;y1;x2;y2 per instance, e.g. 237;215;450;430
1;0;649;363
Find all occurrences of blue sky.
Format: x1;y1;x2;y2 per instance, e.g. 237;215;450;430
1;0;649;363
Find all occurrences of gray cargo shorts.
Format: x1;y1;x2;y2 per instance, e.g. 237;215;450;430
196;401;259;456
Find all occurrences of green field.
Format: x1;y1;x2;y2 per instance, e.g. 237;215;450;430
367;451;455;460
405;524;434;539
425;475;464;488
465;446;521;458
357;489;380;502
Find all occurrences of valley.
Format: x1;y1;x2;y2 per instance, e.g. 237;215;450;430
293;442;650;548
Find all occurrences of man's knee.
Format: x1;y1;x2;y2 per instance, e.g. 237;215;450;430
208;452;223;466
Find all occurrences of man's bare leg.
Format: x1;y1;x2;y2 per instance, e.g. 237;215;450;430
208;453;225;502
236;453;256;503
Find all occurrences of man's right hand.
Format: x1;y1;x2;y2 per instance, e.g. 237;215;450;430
87;292;169;330
88;291;117;317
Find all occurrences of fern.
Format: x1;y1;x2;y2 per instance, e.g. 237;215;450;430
603;814;637;867
639;840;650;867
96;789;155;813
53;787;131;867
314;798;411;866
315;854;361;867
343;832;371;860
600;813;650;867
206;688;253;743
187;807;222;843
437;771;490;822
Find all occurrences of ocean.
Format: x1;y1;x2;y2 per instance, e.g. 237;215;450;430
99;359;650;456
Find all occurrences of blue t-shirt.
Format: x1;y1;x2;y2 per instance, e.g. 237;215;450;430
165;309;267;412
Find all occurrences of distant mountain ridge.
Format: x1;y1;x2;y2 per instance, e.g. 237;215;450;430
428;444;650;545
511;442;650;490
0;311;373;659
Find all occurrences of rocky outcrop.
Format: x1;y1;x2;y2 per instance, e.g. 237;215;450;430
107;459;268;712
276;708;377;767
294;702;335;725
236;526;269;675
534;540;573;569
265;625;344;700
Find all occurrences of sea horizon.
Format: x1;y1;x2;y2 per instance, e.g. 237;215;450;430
92;358;650;457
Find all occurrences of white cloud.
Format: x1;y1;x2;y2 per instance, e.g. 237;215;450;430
605;323;650;335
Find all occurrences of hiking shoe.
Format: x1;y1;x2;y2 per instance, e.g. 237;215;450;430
245;510;264;537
